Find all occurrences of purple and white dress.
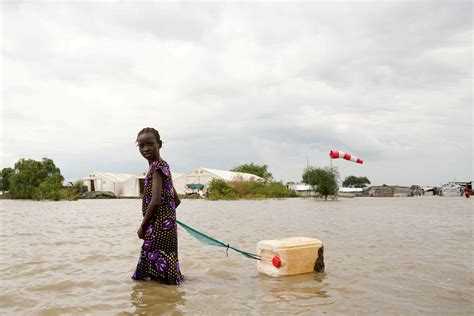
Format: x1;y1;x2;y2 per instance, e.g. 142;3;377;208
132;159;183;285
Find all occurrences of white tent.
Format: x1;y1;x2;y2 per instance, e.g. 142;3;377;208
81;172;134;197
122;171;184;197
173;167;263;195
122;171;147;197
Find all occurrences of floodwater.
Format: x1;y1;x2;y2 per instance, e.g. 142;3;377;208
0;197;472;315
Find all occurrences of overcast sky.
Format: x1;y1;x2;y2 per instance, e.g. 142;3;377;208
1;1;472;186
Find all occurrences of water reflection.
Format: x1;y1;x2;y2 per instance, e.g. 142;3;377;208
259;272;330;300
124;281;185;315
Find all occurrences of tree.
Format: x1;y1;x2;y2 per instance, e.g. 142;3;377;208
9;158;64;199
231;163;273;181
342;175;371;188
302;166;339;200
0;167;14;193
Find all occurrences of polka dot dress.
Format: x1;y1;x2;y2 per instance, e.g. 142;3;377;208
132;159;183;285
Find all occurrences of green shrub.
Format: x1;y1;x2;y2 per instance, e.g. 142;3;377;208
59;188;79;201
208;180;298;200
232;181;298;199
31;174;63;201
262;181;299;198
207;179;239;200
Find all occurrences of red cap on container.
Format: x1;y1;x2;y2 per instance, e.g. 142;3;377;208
272;256;282;268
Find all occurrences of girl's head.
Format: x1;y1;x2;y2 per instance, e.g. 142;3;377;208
136;127;162;162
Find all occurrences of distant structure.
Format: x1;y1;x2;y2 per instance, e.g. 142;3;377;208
80;168;261;198
122;171;183;197
173;167;263;195
287;183;314;197
367;185;410;197
365;182;472;198
367;185;394;197
81;172;134;197
338;187;364;197
393;186;411;197
440;182;471;197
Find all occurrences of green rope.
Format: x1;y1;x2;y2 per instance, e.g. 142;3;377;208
176;220;261;260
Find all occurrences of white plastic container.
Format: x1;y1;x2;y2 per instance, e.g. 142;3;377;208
257;237;324;277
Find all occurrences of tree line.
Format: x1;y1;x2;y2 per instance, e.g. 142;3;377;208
1;158;81;200
1;158;371;201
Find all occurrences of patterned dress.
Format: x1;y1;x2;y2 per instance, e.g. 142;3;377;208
132;159;183;285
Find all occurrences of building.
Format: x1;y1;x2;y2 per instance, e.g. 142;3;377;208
287;183;314;197
173;167;263;195
81;172;134;197
367;185;410;197
367;185;395;197
338;187;364;197
393;186;410;197
441;182;465;197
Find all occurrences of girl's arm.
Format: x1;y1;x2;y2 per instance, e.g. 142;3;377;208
138;170;163;238
173;187;181;208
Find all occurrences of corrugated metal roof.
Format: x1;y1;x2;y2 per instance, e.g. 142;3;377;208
338;187;364;193
288;183;312;191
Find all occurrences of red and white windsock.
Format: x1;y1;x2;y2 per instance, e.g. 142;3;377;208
329;150;363;164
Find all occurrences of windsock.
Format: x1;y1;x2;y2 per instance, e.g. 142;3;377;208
329;150;363;164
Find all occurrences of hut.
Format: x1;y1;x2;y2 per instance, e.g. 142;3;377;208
367;185;395;197
173;167;263;195
81;172;134;197
367;185;411;197
393;186;411;197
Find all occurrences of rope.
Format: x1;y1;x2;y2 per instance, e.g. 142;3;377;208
176;220;261;260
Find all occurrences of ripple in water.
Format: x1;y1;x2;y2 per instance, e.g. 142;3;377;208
0;197;472;314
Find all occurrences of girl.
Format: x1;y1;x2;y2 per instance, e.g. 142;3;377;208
132;127;183;285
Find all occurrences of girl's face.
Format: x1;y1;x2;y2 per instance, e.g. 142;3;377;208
137;132;160;162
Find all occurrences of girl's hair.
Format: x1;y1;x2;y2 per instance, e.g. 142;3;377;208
136;127;162;147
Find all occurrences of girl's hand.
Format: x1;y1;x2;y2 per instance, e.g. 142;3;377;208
137;226;146;239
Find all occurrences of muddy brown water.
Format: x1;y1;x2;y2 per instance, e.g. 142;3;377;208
0;197;472;314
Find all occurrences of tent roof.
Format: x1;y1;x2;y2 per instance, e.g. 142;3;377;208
199;167;263;181
83;172;134;182
127;171;185;180
172;172;184;179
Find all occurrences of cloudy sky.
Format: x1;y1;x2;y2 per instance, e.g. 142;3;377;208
1;1;472;186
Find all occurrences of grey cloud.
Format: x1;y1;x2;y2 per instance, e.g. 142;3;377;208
1;1;471;185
